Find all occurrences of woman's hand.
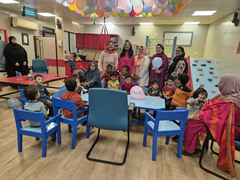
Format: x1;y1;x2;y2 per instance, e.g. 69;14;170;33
15;62;20;66
23;61;27;66
155;69;161;74
188;115;195;120
85;82;90;86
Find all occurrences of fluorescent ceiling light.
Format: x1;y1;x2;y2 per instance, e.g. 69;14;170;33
184;22;200;25
72;21;79;25
139;22;153;25
0;0;19;4
100;22;114;25
192;11;216;16
38;13;56;17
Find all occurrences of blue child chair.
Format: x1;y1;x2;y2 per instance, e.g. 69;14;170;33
54;88;67;99
143;108;189;161
52;97;90;149
32;59;48;74
13;108;61;157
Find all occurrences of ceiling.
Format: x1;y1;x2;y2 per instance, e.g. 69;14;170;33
0;0;240;25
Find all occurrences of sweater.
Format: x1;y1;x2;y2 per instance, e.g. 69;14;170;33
187;97;205;116
171;88;193;107
108;80;120;90
117;54;135;75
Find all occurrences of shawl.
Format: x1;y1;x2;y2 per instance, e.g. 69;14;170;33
168;55;187;75
85;61;101;87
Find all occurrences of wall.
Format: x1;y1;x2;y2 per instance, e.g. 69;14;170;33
203;9;240;77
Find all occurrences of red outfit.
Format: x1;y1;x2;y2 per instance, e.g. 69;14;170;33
61;91;85;118
101;72;110;88
117;55;135;74
119;81;135;93
162;85;176;97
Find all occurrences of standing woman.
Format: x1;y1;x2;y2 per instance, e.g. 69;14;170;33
148;44;168;91
167;46;188;79
3;36;29;77
98;41;118;77
117;41;135;77
135;45;150;87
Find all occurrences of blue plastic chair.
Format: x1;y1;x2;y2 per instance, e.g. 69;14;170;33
54;88;67;99
52;97;89;149
100;82;104;88
143;109;189;160
86;89;132;165
13;108;61;157
32;59;48;74
58;85;66;90
142;88;148;94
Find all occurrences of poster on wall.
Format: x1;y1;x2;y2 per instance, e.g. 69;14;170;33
163;31;194;46
237;41;240;54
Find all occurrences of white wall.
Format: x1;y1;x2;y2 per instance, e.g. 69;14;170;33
204;9;240;77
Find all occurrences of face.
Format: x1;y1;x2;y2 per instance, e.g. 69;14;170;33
111;76;117;82
156;45;163;54
11;38;16;44
139;46;143;53
124;42;130;51
80;81;86;86
167;79;174;86
175;48;183;57
152;83;159;90
198;92;207;101
218;80;222;92
176;78;182;87
126;77;132;84
122;68;128;75
72;69;78;76
90;63;96;71
35;77;43;85
106;67;112;74
107;42;114;51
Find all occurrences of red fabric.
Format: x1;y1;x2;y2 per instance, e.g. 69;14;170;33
117;55;135;74
119;81;135;93
162;85;176;97
101;72;110;88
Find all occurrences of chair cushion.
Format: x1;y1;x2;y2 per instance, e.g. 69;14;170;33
148;120;180;131
21;123;57;133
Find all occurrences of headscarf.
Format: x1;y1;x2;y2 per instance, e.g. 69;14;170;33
8;36;16;44
218;74;240;108
85;61;101;87
135;45;147;66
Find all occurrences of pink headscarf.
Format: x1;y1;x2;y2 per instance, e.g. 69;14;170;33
135;45;148;67
218;74;240;108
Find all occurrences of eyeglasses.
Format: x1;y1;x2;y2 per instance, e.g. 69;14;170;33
175;50;182;52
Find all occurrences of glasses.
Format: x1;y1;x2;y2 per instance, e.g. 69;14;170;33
175;50;182;52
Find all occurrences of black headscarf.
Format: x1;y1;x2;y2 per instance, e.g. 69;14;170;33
8;36;16;43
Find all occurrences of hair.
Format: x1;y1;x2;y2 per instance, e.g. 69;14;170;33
177;73;189;86
34;74;43;80
156;44;164;53
167;75;175;82
71;67;78;73
125;74;132;80
79;75;86;83
110;71;118;77
106;64;113;69
151;79;160;85
106;41;114;51
122;65;130;72
24;86;39;101
120;41;134;58
65;79;77;92
176;46;185;57
193;87;208;99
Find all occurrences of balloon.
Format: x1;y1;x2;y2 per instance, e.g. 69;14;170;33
81;13;87;17
158;0;168;3
129;9;135;17
98;12;104;17
84;6;94;14
86;14;90;18
143;5;152;14
95;4;104;14
157;9;164;16
66;0;75;5
111;11;117;17
156;1;168;9
118;11;124;17
146;12;152;17
184;0;192;3
144;0;155;7
118;0;129;10
169;4;177;13
152;57;163;68
7;98;21;108
105;5;112;12
112;5;121;14
87;0;96;7
172;8;181;15
163;6;172;17
133;3;143;13
170;0;184;5
90;12;96;19
176;2;185;8
104;10;110;18
55;0;64;5
107;0;117;8
76;0;86;10
131;0;142;7
141;11;147;17
124;2;132;14
152;4;161;15
122;10;129;16
135;12;141;16
130;86;145;100
75;9;82;14
68;3;78;11
63;1;70;7
98;0;107;8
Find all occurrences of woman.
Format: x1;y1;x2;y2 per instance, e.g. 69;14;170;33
98;41;118;77
117;41;135;77
167;46;187;79
3;36;29;77
135;45;150;87
183;74;240;178
148;44;168;91
85;61;101;89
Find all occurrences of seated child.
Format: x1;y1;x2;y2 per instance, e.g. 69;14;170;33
187;87;208;119
71;67;83;79
75;75;88;95
101;64;112;88
108;71;120;90
120;65;130;82
162;76;176;108
119;74;135;93
146;79;161;97
30;74;53;117
61;79;85;118
24;86;48;127
85;61;102;89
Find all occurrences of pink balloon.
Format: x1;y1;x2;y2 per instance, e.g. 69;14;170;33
130;86;146;100
144;0;155;7
86;14;90;18
184;0;192;3
158;0;168;3
76;0;86;10
133;3;143;13
163;6;172;17
66;0;75;5
75;9;82;14
129;9;135;17
152;4;161;15
104;10;110;18
95;4;104;14
98;0;107;9
118;0;129;10
112;5;121;14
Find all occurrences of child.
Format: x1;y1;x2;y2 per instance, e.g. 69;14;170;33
71;67;83;79
61;79;85;118
162;76;176;108
120;65;130;82
75;75;88;95
101;64;112;88
30;74;53;117
24;86;48;127
187;87;208;119
146;79;161;97
85;61;102;89
108;71;120;90
119;74;135;93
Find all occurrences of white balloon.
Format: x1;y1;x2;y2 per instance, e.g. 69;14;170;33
152;57;163;68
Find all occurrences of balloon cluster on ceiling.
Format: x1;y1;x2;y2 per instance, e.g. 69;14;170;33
56;0;192;19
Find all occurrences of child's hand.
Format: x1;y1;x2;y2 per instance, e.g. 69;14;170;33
155;69;160;74
188;115;194;120
49;96;52;100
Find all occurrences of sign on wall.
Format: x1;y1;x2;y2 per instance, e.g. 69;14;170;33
163;31;194;46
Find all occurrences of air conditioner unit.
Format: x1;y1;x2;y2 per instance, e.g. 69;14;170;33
11;17;38;31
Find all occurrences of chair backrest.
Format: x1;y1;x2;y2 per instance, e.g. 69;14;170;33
142;88;148;94
101;82;104;88
68;60;76;69
13;108;47;134
32;59;48;74
19;89;27;109
134;83;139;86
54;88;67;98
88;88;128;130
58;85;66;90
15;71;22;76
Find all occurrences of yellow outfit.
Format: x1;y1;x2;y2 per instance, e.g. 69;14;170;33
108;80;120;90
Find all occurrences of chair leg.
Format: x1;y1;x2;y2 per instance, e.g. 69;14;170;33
17;134;22;152
177;134;184;158
165;136;170;145
68;125;72;133
71;126;77;149
152;135;158;161
42;137;47;158
86;128;130;165
57;124;61;144
210;140;219;155
143;126;148;147
86;122;90;138
51;132;56;142
36;138;39;141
